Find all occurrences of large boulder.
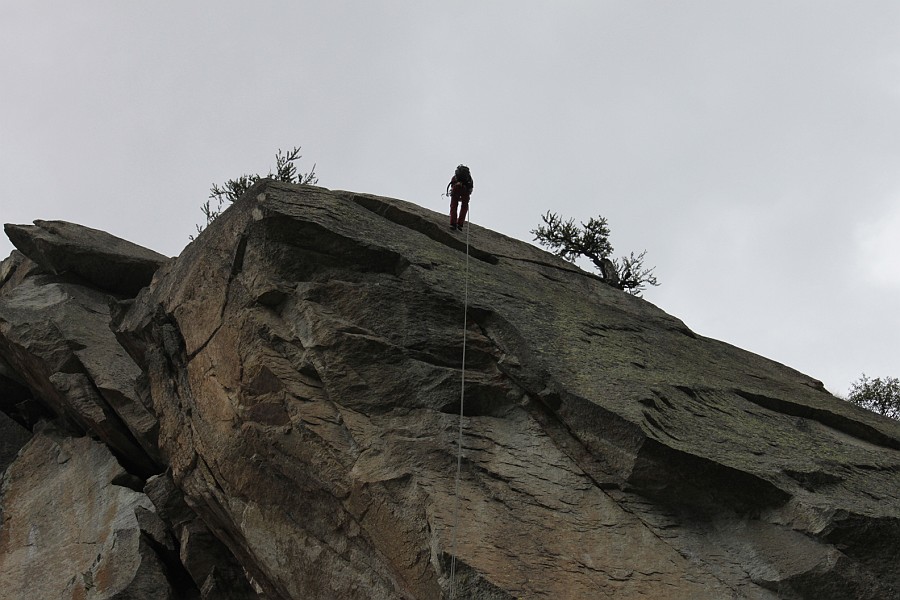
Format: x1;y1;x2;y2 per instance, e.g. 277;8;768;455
4;220;168;297
0;239;259;599
109;181;900;599
0;428;175;599
0;251;160;475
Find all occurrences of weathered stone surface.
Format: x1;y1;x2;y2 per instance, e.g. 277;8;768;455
179;520;257;597
1;181;898;599
105;181;900;599
0;429;174;599
4;219;168;297
0;253;160;475
145;471;196;531
0;251;27;289
200;566;267;600
144;470;259;597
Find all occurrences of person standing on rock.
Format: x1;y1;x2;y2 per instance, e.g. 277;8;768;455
447;165;474;230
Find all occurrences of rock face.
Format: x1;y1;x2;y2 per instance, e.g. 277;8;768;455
4;220;168;297
0;428;175;599
1;182;899;599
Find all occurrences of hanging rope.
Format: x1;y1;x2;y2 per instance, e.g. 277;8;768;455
448;207;471;599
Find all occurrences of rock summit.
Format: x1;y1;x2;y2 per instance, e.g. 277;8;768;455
1;182;898;599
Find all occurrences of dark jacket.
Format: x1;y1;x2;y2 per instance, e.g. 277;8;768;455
447;175;473;200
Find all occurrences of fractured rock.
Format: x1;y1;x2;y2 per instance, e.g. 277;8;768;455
145;471;258;598
1;181;899;599
113;181;900;599
0;253;160;475
4;219;168;297
0;429;174;599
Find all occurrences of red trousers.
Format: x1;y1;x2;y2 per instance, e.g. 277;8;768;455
450;196;469;226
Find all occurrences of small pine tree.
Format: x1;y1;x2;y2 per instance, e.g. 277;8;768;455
193;146;317;238
847;374;900;420
531;211;658;296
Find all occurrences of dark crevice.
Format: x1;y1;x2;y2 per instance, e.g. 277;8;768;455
186;322;224;363
491;252;600;280
140;531;202;599
821;515;900;594
111;471;147;493
582;322;642;334
643;411;664;433
103;442;161;482
0;372;54;429
3;343;161;478
437;554;516;600
438;392;517;419
261;215;413;277
782;468;844;491
734;389;900;451
229;234;248;280
650;390;676;409
626;438;792;515
519;393;627;491
348;194;499;265
674;386;699;401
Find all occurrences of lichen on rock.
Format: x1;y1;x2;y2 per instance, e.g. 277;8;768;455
0;182;898;599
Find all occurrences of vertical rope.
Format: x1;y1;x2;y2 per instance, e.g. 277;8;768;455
448;209;470;599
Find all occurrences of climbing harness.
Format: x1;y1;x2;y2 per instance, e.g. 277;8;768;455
448;206;470;599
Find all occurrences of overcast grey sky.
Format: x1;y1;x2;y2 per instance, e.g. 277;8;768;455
2;2;898;395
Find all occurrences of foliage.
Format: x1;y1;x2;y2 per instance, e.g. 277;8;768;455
847;374;900;420
615;250;659;294
193;146;317;238
531;211;658;296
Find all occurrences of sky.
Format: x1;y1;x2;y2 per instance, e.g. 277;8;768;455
1;2;898;396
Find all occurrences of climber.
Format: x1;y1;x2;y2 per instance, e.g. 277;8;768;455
447;165;474;230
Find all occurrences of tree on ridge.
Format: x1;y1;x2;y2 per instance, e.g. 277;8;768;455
193;146;317;238
532;211;658;296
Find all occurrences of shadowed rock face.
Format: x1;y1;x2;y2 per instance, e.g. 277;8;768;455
4;220;168;297
2;182;900;599
0;428;174;600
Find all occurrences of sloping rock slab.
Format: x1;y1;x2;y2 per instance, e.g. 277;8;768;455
4;220;167;296
115;181;900;599
0;430;174;599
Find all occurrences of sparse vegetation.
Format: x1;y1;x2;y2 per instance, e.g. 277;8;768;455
847;374;900;420
193;146;317;238
531;211;658;296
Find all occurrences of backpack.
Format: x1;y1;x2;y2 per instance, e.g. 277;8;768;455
455;165;473;192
